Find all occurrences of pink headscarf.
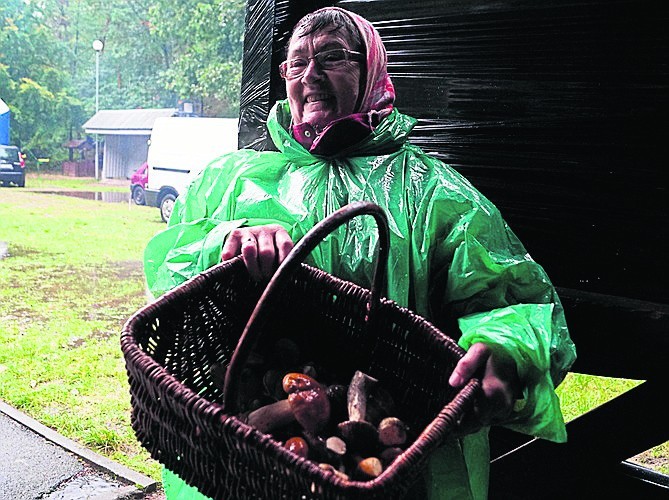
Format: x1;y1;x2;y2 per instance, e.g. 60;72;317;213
290;7;396;155
340;8;396;117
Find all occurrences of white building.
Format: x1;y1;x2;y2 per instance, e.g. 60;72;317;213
83;108;176;179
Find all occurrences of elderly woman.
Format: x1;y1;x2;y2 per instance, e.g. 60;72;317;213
144;7;576;500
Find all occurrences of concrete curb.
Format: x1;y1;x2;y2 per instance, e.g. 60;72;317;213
0;400;158;492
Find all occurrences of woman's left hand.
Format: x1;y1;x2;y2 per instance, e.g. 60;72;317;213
221;224;294;281
448;342;523;431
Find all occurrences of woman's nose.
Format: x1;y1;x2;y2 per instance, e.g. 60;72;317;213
301;58;324;83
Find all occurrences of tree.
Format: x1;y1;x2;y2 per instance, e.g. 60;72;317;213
0;0;84;165
148;0;245;116
0;0;246;167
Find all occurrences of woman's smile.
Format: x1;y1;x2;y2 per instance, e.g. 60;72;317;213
285;30;361;131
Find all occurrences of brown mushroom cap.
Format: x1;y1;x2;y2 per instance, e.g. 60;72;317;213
288;387;331;433
337;419;379;454
282;372;320;394
355;457;384;480
378;417;408;447
282;372;330;434
284;436;309;459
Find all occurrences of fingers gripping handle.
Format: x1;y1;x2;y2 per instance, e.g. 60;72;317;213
223;201;390;412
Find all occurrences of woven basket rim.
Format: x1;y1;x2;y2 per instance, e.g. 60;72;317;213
121;257;480;496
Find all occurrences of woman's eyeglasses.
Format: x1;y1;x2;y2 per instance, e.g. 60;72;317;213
279;48;363;80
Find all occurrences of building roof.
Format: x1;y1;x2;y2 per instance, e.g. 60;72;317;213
83;108;177;136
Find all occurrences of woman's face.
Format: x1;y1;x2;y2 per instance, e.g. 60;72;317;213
285;28;362;131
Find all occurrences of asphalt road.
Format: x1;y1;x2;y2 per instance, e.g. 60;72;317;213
0;401;157;499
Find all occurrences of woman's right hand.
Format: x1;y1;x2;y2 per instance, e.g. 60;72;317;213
221;224;294;281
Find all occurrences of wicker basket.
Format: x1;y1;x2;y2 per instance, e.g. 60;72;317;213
121;202;480;499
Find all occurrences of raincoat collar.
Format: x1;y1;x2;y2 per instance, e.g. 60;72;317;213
269;99;417;164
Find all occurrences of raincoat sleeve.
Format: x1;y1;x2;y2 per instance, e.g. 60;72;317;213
143;150;288;299
422;162;576;443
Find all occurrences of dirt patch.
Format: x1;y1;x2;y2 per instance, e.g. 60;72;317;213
1;258;147;338
66;329;116;348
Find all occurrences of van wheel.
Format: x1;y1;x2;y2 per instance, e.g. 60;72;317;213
160;193;176;223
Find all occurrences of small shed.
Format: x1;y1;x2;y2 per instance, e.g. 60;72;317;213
83;108;176;179
62;137;96;177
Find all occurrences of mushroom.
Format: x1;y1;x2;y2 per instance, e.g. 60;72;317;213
302;431;343;466
284;436;309;459
337;371;379;453
325;384;349;423
325;436;347;460
365;386;397;426
301;361;318;380
378;417;408;447
354;456;384;480
246;372;330;434
244;398;294;433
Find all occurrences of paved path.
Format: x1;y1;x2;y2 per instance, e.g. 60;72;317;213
0;401;158;499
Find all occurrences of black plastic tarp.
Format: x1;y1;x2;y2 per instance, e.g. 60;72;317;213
239;0;669;304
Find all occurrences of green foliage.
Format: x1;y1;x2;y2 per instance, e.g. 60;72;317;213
148;0;245;116
0;0;246;165
0;1;84;162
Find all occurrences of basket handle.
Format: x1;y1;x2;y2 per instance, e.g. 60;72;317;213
223;201;390;412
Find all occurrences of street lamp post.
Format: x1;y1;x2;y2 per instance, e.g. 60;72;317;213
92;39;104;181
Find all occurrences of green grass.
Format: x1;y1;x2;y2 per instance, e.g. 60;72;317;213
557;373;668;474
0;174;164;478
0;173;666;481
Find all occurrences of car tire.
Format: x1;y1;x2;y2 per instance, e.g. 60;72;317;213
160;193;176;223
132;185;146;205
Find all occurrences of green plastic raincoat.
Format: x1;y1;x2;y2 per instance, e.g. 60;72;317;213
144;99;576;500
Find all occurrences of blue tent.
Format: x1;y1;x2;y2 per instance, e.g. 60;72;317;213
0;98;9;145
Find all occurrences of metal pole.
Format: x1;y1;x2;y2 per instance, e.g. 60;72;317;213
95;49;100;181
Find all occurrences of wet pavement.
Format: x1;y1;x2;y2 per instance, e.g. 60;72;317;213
0;401;158;499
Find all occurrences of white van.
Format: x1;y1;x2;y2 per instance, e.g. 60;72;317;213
145;116;239;222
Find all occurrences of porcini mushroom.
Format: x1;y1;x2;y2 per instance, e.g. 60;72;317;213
246;372;330;434
337;371;379;453
284;436;309;459
378;417;408;447
355;456;384;480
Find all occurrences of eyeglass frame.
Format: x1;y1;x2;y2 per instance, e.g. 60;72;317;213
279;48;364;80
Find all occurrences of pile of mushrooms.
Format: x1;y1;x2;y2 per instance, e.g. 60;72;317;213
220;338;412;481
